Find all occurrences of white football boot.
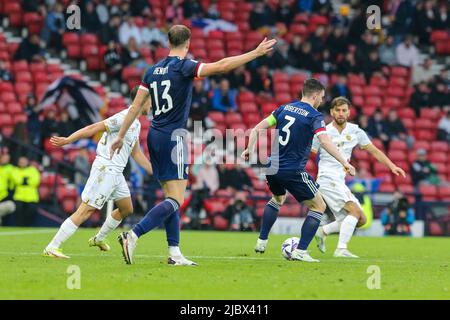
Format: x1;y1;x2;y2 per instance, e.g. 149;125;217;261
254;238;268;253
168;255;198;266
315;226;327;253
118;231;137;264
290;249;320;262
333;248;359;258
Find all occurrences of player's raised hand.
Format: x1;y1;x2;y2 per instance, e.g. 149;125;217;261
241;149;250;161
50;136;69;147
110;137;124;159
254;37;277;57
344;163;356;176
391;166;406;178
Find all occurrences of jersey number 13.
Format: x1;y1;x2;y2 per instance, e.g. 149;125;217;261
150;80;174;116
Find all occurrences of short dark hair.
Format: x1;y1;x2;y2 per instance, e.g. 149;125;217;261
302;78;325;97
330;96;350;109
168;25;191;48
130;85;139;101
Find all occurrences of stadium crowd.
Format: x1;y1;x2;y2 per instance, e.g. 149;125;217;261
0;0;449;231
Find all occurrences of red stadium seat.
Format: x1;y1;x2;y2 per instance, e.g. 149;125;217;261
0;92;17;103
66;44;81;59
419;185;438;201
378;183;396;193
237;91;255;104
363;86;382;97
438;186;450;201
62;32;80;46
349;85;363;96
428;152;447;164
431;141;449;153
389;140;408;151
390;66;409;78
239;102;258;113
397;108;415;119
208;111;225;124
225;113;243;125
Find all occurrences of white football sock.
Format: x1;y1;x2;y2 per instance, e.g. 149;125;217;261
47;218;78;249
322;220;342;235
337;215;358;249
169;246;182;257
95;215;122;241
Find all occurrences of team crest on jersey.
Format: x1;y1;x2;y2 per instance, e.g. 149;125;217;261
111;119;117;126
346;134;352;141
321;120;326;127
185;166;189;175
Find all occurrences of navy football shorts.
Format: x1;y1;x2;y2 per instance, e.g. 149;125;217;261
147;128;188;181
266;171;319;203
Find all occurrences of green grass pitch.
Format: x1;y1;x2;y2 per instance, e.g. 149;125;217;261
0;227;449;300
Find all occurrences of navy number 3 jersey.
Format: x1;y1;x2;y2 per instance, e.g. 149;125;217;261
139;56;203;134
270;101;326;172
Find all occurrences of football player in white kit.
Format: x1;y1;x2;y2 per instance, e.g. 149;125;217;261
43;86;153;258
311;97;406;258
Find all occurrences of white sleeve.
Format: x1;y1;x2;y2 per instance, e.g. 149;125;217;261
104;113;124;133
311;134;320;153
356;127;371;148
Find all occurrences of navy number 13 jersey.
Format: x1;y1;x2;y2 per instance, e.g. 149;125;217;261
139;56;203;134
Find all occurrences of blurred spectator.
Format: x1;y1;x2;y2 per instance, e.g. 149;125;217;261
22;0;40;12
183;0;205;19
434;3;449;29
415;0;436;45
166;0;184;23
297;41;318;71
316;49;335;74
437;111;450;142
103;41;123;92
206;1;221;20
223;196;256;231
337;51;359;75
117;0;132;17
361;50;383;81
411;149;439;186
258;42;288;70
227;66;248;91
192;160;219;193
41;109;60;140
183;187;210;229
367;109;389;147
347;7;367;44
212;79;237;112
250;0;276;31
390;0;415;43
122;37;143;67
0;60;13;81
40;3;65;52
100;14;122;44
24;95;41;148
57;112;76;138
381;191;414;236
410;82;431;117
218;165;253;192
326;28;348;60
14;34;45;62
11;156;40;226
94;0;110;26
355;32;377;67
395;35;420;67
189;79;211;129
329;74;352;103
357;114;370;133
276;0;295;27
429;82;449;109
379;35;397;66
308;25;326;55
130;0;151;17
119;15;142;47
313;0;332;15
0;152;15;223
413;58;435;85
10;123;30;163
287;36;303;69
141;18;168;47
250;65;273;95
384;110;414;148
81;1;102;33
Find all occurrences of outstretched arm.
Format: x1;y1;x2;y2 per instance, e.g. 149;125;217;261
131;140;153;176
200;37;277;77
109;88;150;158
50;121;106;147
363;143;406;177
317;133;356;176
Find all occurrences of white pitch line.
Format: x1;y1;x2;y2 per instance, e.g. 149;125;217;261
0;230;56;236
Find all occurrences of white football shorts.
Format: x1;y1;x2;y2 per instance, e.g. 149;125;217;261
317;176;362;222
81;164;130;210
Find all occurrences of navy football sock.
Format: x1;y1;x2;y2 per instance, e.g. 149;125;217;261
298;210;323;250
133;198;180;238
259;199;281;240
164;209;180;247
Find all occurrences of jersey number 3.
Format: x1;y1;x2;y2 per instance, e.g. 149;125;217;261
279;115;295;146
150;80;174;116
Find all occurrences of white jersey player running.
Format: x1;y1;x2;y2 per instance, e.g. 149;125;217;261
43;86;153;258
311;97;406;258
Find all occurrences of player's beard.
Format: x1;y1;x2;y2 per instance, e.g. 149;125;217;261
334;118;347;126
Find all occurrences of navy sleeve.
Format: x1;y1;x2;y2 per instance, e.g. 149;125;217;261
271;106;283;122
180;59;202;78
140;67;154;90
311;114;326;135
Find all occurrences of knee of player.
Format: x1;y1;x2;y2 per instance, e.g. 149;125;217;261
357;213;367;227
272;195;286;206
78;205;96;218
119;206;133;217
